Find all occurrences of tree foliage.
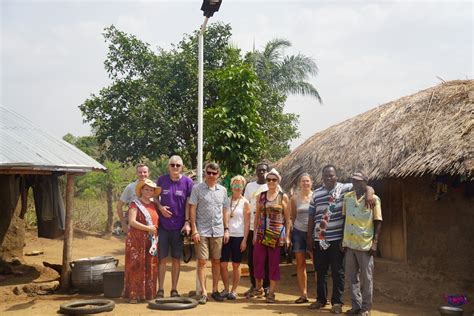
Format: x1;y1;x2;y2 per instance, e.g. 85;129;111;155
79;24;319;173
249;38;322;102
205;60;264;175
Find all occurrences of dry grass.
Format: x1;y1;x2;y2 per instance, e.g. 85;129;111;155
25;196;110;233
277;80;474;190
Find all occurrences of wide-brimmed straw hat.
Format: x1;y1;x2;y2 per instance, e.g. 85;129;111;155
135;179;161;197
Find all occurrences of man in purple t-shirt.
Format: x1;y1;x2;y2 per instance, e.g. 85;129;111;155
155;155;194;298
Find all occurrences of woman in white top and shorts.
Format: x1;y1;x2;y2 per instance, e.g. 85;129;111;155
220;175;250;300
290;173;313;304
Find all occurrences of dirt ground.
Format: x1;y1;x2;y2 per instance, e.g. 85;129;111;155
0;229;471;315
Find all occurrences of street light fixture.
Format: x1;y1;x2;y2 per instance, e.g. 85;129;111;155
197;0;222;184
201;0;222;17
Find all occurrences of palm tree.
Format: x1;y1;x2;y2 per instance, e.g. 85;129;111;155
251;38;322;103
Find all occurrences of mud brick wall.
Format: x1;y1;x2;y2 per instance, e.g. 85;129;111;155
403;176;474;282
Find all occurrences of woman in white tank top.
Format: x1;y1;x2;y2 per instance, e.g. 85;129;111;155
290;173;313;304
220;175;250;300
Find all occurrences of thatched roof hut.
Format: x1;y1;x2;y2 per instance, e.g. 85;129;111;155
277;80;474;283
277;80;473;190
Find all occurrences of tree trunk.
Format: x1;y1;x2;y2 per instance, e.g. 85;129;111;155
105;183;113;234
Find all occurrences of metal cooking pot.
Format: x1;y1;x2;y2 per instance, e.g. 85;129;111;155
70;256;118;292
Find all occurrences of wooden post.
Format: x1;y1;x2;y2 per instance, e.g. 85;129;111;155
60;173;75;291
105;183;113;234
401;179;408;263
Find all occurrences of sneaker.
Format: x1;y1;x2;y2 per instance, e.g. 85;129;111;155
211;291;225;302
331;304;343;314
308;301;327;309
227;291;237;300
345;308;361;314
198;295;208;305
359;310;369;316
264;287;270;297
220;290;229;299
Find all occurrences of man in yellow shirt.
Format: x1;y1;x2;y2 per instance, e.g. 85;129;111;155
342;172;382;316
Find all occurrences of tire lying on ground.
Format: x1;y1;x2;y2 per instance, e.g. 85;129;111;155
59;299;115;315
148;297;198;310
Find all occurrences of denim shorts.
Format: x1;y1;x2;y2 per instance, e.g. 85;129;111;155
158;226;183;259
221;237;244;263
291;227;307;253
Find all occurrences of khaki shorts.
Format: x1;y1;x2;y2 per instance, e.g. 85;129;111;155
195;236;223;260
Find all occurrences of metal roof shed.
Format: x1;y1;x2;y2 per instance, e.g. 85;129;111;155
0;105;106;290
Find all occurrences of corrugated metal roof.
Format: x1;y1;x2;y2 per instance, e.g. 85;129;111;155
0;106;106;173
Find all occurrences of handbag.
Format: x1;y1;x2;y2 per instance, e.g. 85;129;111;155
261;228;280;248
259;192;283;248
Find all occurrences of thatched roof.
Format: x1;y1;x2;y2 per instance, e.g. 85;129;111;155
277;80;474;190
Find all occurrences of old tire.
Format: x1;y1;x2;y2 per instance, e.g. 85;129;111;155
148;297;198;310
59;299;115;315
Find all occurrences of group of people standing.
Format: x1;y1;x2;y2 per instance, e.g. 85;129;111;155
116;157;382;316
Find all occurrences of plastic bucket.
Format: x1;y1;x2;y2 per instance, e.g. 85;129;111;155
103;271;124;298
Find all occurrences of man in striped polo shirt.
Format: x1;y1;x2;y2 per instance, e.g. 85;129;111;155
306;165;374;314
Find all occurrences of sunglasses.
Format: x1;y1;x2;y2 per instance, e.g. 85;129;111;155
231;183;244;189
266;177;278;183
206;171;218;176
169;163;182;168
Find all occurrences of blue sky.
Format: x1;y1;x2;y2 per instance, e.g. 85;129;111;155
1;0;472;150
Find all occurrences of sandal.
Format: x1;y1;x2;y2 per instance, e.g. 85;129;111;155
295;296;309;304
156;289;164;299
170;289;180;297
266;293;276;303
246;287;264;299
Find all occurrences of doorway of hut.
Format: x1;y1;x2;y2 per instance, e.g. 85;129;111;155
373;178;406;262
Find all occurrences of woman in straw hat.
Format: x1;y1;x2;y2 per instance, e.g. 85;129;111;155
123;179;161;303
250;168;290;303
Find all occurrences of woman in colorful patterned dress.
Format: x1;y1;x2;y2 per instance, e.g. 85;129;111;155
123;179;161;303
251;168;290;303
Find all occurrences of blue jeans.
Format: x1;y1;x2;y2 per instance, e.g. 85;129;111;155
291;227;307;253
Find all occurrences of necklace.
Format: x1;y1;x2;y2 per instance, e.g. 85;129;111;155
300;190;312;202
230;196;241;218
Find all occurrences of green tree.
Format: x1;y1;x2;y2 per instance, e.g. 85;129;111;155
249;38;321;102
205;61;264;176
80;24;233;167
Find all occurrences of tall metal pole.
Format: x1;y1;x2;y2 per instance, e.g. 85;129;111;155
196;17;209;296
197;17;208;184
